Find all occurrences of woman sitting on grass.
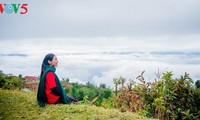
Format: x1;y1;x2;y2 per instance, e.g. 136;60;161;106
37;53;77;107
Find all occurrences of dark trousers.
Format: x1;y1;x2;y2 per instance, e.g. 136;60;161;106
54;95;78;104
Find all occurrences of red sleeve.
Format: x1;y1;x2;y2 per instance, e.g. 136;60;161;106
46;72;57;89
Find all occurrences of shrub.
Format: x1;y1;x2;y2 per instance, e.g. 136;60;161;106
3;76;23;90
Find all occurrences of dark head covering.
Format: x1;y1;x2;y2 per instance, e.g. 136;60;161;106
40;53;55;77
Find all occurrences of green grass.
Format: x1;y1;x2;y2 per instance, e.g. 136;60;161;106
0;90;156;120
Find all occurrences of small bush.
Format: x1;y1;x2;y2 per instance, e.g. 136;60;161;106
3;76;23;90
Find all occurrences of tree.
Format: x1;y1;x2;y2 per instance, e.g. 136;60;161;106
127;79;136;91
100;83;106;88
195;80;200;88
119;76;126;88
0;72;6;88
18;74;22;79
154;67;167;81
61;78;70;84
113;78;121;96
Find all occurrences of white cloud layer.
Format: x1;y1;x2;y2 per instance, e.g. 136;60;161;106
0;36;200;88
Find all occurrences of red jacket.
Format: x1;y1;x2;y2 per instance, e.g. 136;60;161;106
45;72;59;104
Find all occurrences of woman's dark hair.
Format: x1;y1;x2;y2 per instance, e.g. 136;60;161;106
40;53;55;77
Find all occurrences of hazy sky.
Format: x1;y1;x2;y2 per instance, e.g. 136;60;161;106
0;0;200;87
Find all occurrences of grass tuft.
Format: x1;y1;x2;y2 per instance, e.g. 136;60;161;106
0;90;156;120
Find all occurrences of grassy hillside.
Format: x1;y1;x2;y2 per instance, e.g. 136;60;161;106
0;90;156;120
